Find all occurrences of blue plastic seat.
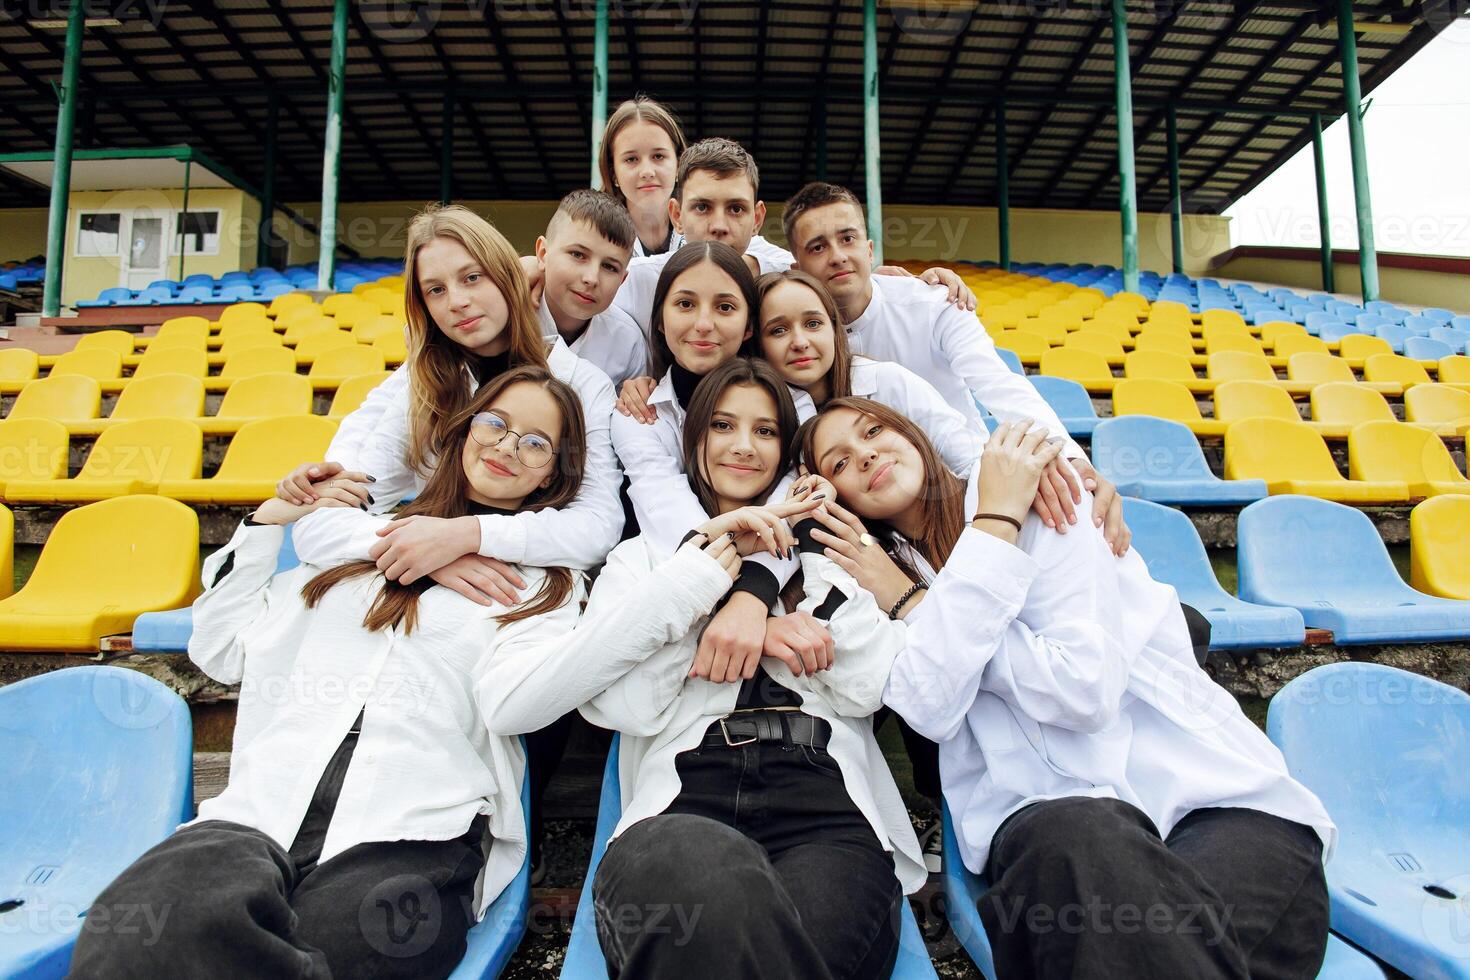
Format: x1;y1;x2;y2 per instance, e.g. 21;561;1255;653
133;525;299;652
1402;315;1437;336
1318;322;1359;345
1428;328;1468;354
1122;498;1304;649
1372;324;1410;353
178;286;214;303
1451;316;1470;333
1328;301;1362;320
1419;308;1454;325
1355;314;1391;334
81;287;134;308
994;347;1023;376
559;737;938;979
1237;495;1470;643
1028;376;1100;437
1268;662;1470;978
1092;416;1268;506
0;666;193;978
1307;312;1345;334
940;803;1384;980
1404;336;1454;361
447;756;532;979
181;274;214;289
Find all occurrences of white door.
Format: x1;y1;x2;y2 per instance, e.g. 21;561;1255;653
123;213;168;289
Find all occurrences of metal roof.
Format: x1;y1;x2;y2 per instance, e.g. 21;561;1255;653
2;0;1464;214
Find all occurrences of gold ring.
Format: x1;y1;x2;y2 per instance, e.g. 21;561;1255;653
859;532;874;548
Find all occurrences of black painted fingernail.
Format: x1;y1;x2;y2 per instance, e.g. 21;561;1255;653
366;475;377;482
367;493;375;505
811;493;825;501
360;502;368;511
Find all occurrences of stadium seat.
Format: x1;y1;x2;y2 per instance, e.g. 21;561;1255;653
1064;331;1125;364
144;327;207;352
7;374;102;423
220;345;297;381
359;289;401;318
1213;379;1309;430
0;496;200;650
1287;351;1402;396
267;291;313;316
1308;382;1399;439
1206;352;1307;394
1224;419;1409;503
1076;319;1133;343
1404;336;1455;361
328;372;393;418
0;418;68;497
994;347;1024;375
374;330;408;363
69;373;206;438
1040;347;1114;392
992;330;1047;364
293;329;355;363
1427;328;1467;354
1201;309;1247;333
308;344;387;382
445;758;534;980
5;418;203;502
1092;417;1266;505
48;348;121;382
1123;350;1212;393
1410;495;1470;599
0;666;192;976
218;302;268;326
1261;321;1307;346
1025;376;1100;437
1267;662;1470;976
1373;325;1411;353
559;736;939;979
200;372;314;435
160;415;338;503
1339;335;1393;365
1017;319;1068;347
1133;331;1200;359
1122;498;1303;648
1363;353;1432;388
0;348;40;385
75;330;135;357
1204;331;1265;358
1110;379;1229;437
1348;420;1470;497
281;315;338;343
352;313;405;345
0;503;10;598
1274;333;1331;358
1405;383;1470;427
133;345;208;380
219;331;282;360
1440;355;1470;385
1238;496;1470;642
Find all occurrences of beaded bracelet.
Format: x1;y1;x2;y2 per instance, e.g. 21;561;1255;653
888;582;924;620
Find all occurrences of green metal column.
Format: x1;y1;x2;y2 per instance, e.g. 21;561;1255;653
1166;104;1183;274
862;0;884;264
590;0;609;188
1337;0;1378;300
257;92;278;267
1111;0;1139;294
178;158;191;281
1311;112;1335;293
996;99;1010;271
316;0;349;293
41;0;85;318
440;89;454;205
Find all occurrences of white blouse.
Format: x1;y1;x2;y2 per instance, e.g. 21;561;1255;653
187;520;585;917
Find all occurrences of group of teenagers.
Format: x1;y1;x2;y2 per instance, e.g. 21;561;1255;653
73;97;1339;980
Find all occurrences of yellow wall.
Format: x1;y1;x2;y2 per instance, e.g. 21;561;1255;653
1213;254;1470;314
1;209;49;261
61;188;255;306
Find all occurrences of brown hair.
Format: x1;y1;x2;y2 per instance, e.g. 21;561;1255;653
795;396;967;572
647;241;760;378
546;188;637;253
301;366;586;634
755;269;854;402
598;96;687;207
782;182;866;254
674;137;761;203
402;204;548;476
681;357;799;518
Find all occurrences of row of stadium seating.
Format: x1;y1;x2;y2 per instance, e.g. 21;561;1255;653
0;259;44;293
73;260;402;306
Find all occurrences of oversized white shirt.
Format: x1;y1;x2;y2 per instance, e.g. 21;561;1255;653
297;335;623;570
187;520;585;917
843;274;1085;460
536;295;648;390
878;465;1337;873
611;235;795;335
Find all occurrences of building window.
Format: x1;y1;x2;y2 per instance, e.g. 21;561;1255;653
76;212;121;256
174;210;221;255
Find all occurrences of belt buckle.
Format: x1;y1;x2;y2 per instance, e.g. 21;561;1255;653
720;718;758;747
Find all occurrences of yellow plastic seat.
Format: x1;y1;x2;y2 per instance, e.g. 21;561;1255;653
374;330;408;364
329;372;394;417
1040;348;1115;392
5;418;203;502
219;317;277;342
283;316;339;344
218;303;268;328
160;315;211;335
133;346;208;380
1111;379;1228;437
1439;355;1470;384
220;331;285;360
68;373;207;438
322;294;376;328
983;304;1028;331
352;314;406;345
1200;309;1249;333
1213;380;1307;428
359;287;400;317
0;349;40;386
1260;321;1307;347
49;348;121;382
0;418;68;497
1338;334;1393;364
1405;384;1470;427
993;331;1047;364
1207;351;1311;395
8;374;102;423
376;274;406;292
267;292;314;316
1223;418;1408;503
0;504;11;598
198;372;314;436
1033;308;1083;332
1273;334;1330;358
1308;382;1398;440
1204;331;1265;358
1285;352;1400;396
1133;332;1200;359
145;329;208;352
1064;332;1125;365
309;345;387;382
75;330;136;357
160;415;339;504
1141;317;1193;336
293;330;355;364
1110;291;1149;311
220;345;298;380
1409;496;1470;598
1149;300;1191;320
1016;319;1067;347
1076;319;1133;343
1348;420;1470;498
0;496;200;651
1124;349;1213;393
1363;353;1431;388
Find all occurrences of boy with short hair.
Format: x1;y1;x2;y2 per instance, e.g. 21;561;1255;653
535;188;648;388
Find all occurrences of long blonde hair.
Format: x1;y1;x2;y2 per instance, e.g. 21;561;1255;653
402;204;548;475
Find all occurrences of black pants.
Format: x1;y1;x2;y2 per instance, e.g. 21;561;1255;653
979;797;1329;980
69;726;487;980
593;725;904;980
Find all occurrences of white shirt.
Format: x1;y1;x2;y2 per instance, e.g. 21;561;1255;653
612;236;795;335
187;520;584;917
631;228;685;259
845;356;985;477
878;465;1337;873
536;295;648;390
844;275;1085;460
520;534;926;895
298;336;623;570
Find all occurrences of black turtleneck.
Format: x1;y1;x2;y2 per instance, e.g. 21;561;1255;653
465;499;517;517
468;348;512;388
670;360;703;409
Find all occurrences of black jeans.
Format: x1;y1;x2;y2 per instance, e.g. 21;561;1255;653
979;797;1329;980
593;723;904;980
69;727;487;980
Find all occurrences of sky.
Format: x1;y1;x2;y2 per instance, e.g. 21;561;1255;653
1224;17;1470;258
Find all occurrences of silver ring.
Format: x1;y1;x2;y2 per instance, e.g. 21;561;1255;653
858;532;875;549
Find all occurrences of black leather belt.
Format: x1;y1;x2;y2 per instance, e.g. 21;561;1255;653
701;710;831;750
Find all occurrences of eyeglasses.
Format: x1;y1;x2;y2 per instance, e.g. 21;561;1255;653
468;412;555;469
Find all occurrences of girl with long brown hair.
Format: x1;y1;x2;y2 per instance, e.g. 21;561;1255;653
796;400;1336;980
73;367;589;980
598;95;688;257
